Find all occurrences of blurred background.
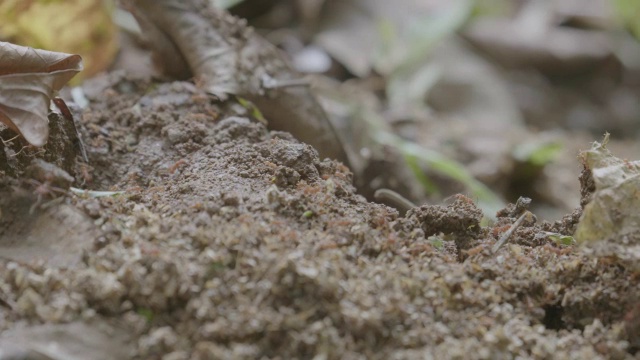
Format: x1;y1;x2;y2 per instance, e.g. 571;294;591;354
2;0;639;220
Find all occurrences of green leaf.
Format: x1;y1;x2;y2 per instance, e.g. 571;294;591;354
376;0;473;75
404;153;439;195
614;0;640;39
236;96;267;124
544;232;575;246
373;129;503;216
137;308;154;322
353;106;503;217
512;140;562;167
428;235;445;250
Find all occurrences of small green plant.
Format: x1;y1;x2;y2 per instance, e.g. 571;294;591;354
236;96;267;124
614;0;640;39
428;235;445;250
512;139;562;167
372;121;503;216
137;307;154;323
544;232;575;247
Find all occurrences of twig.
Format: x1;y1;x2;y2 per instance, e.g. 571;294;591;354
492;211;534;254
374;188;417;215
0;134;20;144
261;75;310;89
0;295;15;311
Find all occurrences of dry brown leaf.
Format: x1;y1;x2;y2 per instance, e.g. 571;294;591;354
0;41;82;147
313;0;467;77
464;1;615;74
126;0;350;166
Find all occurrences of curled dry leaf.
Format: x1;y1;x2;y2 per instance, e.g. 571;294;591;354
126;0;349;166
0;41;82;147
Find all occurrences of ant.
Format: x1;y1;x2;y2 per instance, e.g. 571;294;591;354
23;178;70;214
22;159;74;214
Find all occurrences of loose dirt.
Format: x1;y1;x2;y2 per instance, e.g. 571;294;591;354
0;73;638;359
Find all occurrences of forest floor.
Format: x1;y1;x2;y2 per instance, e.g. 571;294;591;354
0;72;638;359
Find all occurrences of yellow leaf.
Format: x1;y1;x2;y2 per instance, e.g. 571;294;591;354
0;0;117;82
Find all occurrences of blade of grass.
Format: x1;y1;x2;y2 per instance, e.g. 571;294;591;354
359;108;503;216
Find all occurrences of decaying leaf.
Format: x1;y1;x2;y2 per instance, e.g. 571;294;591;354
464;1;615;74
0;41;82;146
575;134;640;270
0;200;98;267
126;0;349;166
313;0;472;77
